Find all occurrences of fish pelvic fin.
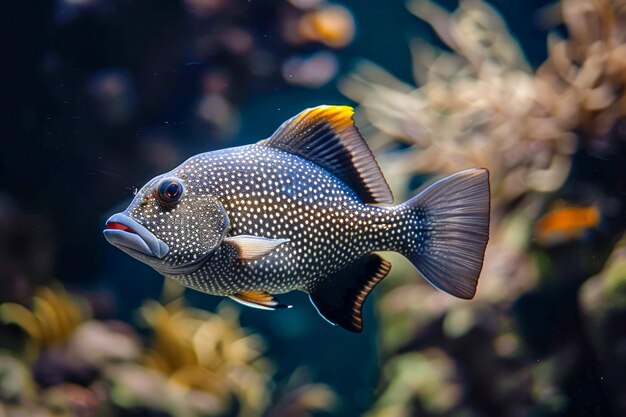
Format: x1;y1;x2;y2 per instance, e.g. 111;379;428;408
399;169;490;299
262;105;393;204
229;291;292;310
308;253;391;333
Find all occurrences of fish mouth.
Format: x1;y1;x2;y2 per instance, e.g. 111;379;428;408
103;213;169;259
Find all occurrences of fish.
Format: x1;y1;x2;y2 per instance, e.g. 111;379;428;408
103;105;490;332
534;205;600;246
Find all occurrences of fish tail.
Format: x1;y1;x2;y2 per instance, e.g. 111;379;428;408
396;169;490;299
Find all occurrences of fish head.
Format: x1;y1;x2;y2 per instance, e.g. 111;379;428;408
103;169;230;275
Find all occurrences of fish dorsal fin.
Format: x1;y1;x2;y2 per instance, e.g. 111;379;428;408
229;291;292;310
263;105;393;204
308;254;391;332
224;235;289;261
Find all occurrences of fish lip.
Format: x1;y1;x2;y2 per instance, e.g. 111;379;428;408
103;213;169;259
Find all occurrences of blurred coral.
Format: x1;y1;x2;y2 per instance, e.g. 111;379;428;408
341;0;572;213
0;287;338;417
137;300;272;417
0;286;87;361
0;353;37;405
342;0;626;415
365;349;460;417
580;236;626;415
264;368;338;417
534;0;626;158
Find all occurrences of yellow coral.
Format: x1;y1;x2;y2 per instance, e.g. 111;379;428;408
138;300;272;417
0;285;87;360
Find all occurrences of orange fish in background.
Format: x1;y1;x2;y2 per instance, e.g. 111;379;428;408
534;205;600;246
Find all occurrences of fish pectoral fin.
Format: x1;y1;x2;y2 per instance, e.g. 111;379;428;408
308;254;391;333
224;235;290;261
229;291;292;310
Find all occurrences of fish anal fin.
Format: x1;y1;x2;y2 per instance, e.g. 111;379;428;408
224;235;289;261
229;291;291;310
263;105;393;204
308;254;391;333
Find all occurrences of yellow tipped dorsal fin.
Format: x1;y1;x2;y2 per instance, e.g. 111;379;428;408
229;291;291;310
262;105;393;204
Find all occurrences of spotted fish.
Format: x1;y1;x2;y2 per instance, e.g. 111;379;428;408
104;105;490;332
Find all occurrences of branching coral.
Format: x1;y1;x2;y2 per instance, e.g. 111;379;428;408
534;0;626;157
342;0;574;212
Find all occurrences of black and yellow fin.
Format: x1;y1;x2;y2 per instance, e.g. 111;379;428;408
308;254;391;332
263;105;393;204
224;235;289;261
229;291;292;310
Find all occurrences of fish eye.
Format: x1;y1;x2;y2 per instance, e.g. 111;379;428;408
157;178;184;205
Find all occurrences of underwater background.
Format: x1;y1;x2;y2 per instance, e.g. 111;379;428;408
3;0;626;416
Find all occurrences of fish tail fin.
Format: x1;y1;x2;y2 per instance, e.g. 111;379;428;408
398;168;490;299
